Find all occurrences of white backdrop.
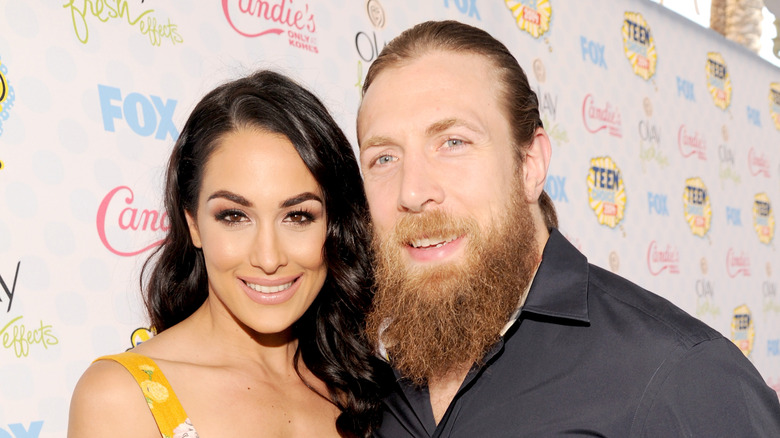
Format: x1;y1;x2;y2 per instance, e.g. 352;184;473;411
0;1;778;436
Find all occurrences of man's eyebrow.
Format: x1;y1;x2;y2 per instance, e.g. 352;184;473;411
425;118;484;136
360;119;485;151
280;192;323;208
359;135;395;151
207;190;252;207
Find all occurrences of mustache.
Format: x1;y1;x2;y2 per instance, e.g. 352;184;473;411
386;210;478;246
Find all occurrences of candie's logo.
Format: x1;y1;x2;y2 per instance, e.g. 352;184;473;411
677;125;706;160
770;83;780;131
682;177;712;237
505;0;552;38
748;148;771;178
222;0;318;53
726;248;751;278
97;186;169;257
587;157;627;228
731;304;754;357
705;52;731;110
582;94;622;137
753;193;775;244
646;241;680;275
622;12;656;80
0;56;15;137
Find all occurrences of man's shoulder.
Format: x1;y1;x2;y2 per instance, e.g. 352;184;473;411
586;263;723;348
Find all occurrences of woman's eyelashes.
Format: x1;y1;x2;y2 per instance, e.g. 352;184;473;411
215;209;249;225
213;207;321;228
283;209;317;226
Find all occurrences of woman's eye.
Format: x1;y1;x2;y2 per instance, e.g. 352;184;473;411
285;211;315;225
215;210;247;224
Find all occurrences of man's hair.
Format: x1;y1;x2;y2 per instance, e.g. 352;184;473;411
362;20;558;229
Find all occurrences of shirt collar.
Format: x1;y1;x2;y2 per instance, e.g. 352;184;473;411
499;263;537;336
519;228;590;323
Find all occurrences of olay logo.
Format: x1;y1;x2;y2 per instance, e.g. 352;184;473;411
97;186;168;257
748;148;771;177
677;125;706;160
222;0;315;37
726;248;751;278
646;241;680;275
582;94;622;137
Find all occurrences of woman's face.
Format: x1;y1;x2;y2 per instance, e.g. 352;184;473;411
186;129;328;335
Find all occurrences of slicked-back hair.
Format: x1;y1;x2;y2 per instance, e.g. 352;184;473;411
142;70;388;437
361;20;558;229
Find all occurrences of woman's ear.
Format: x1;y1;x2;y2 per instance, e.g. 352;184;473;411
521;126;552;203
185;211;202;248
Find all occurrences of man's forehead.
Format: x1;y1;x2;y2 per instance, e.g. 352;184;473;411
358;52;501;143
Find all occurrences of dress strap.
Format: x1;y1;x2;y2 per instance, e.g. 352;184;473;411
95;352;197;438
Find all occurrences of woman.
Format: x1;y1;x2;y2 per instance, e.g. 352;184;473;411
68;70;388;437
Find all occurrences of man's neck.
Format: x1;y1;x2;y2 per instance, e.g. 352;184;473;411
428;362;473;424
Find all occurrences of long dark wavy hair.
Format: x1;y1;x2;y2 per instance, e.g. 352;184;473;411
141;70;389;437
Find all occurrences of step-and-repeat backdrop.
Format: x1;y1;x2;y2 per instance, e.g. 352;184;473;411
1;1;778;436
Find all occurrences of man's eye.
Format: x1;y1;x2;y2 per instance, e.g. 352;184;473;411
444;139;465;148
375;155;396;165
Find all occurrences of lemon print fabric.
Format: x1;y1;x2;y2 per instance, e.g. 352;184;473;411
95;352;198;438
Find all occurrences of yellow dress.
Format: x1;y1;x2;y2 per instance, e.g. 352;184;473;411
95;352;199;438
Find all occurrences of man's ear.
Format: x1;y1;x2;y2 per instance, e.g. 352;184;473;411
185;210;203;248
522;127;552;202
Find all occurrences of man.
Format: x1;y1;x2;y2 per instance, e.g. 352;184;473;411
356;20;780;437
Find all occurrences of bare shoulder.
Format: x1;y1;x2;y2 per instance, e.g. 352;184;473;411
68;360;159;438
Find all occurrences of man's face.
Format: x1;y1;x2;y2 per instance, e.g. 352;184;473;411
358;51;522;268
358;50;542;382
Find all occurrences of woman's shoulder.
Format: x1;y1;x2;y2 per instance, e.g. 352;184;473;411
68;356;160;437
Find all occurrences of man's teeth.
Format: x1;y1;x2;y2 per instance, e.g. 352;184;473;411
246;281;294;293
410;235;457;248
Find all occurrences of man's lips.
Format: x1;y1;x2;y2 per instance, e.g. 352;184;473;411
405;235;466;263
409;235;459;249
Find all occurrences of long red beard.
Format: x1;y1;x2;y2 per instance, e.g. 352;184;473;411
366;183;539;386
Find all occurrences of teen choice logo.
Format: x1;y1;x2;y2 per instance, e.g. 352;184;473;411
587;157;626;228
0;56;15;137
682;177;712;237
0;65;7;103
705;52;731;110
505;0;552;38
753;193;775;244
621;12;656;80
731;304;754;357
130;327;155;348
769;83;780;131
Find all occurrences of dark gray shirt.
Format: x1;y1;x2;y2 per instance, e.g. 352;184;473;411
376;229;780;437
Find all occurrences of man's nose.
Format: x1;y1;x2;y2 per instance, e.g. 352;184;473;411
398;152;444;213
